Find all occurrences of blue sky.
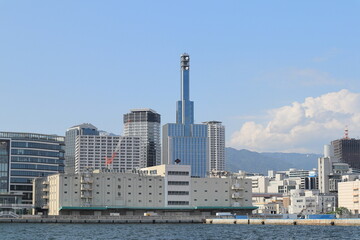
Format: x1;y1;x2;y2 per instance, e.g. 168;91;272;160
1;1;359;153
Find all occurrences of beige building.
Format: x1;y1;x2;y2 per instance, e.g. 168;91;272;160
338;179;360;214
33;165;255;216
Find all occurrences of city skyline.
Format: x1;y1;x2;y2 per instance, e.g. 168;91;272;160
1;1;360;154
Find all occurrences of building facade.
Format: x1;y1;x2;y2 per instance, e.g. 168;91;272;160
288;189;336;215
338;179;360;214
123;109;161;167
162;54;209;177
203;121;225;171
74;135;141;173
332;138;360;170
33;164;255;216
0;132;65;204
65;123;99;174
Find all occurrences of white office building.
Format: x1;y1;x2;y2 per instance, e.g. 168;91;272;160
203;121;225;171
74;135;141;173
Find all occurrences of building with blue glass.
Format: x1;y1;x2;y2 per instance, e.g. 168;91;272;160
162;54;209;177
0;132;65;204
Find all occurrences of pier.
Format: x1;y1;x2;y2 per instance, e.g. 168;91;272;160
0;215;204;224
205;218;360;226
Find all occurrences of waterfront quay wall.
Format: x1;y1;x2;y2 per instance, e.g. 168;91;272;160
206;218;360;226
0;215;204;224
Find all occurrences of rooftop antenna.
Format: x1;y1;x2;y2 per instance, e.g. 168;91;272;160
344;125;349;140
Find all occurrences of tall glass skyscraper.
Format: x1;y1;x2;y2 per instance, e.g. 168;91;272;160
124;109;161;167
162;54;209;177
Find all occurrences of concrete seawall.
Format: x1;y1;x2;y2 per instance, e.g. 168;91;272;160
0;217;204;224
206;218;360;226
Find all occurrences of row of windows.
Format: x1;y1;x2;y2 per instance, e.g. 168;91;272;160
0;132;64;142
168;191;189;195
12;142;63;151
11;171;56;177
64;177;162;182
11;178;33;183
167;181;189;185
168;171;189;176
12;156;64;165
11;164;63;171
168;201;189;205
11;149;64;158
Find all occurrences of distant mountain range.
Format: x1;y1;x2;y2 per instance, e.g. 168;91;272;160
225;148;322;174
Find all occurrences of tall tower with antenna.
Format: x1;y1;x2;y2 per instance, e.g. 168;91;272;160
162;54;209;178
343;126;349;140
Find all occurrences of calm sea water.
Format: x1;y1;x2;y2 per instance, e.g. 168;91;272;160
1;223;360;240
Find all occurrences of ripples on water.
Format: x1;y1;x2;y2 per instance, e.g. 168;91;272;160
1;223;359;240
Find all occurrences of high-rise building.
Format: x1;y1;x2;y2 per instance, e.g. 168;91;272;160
74;135;140;173
123;109;161;167
65;123;99;173
0;132;64;204
162;54;208;177
331;138;360;170
203;121;225;171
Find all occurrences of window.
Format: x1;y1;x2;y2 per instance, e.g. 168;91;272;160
168;201;189;205
107;192;110;194
168;181;189;186
168;191;189;195
168;171;189;176
64;191;67;194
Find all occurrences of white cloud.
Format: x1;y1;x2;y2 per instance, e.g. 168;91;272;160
229;89;360;153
